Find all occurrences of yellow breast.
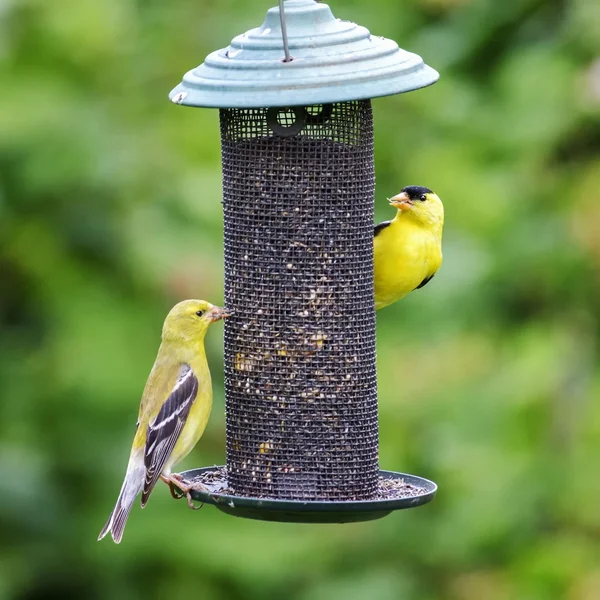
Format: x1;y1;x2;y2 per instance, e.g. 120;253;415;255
374;217;442;310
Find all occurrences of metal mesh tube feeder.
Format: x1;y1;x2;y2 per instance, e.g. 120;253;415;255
170;0;439;523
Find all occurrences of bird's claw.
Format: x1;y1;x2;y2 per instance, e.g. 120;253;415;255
184;492;203;510
162;474;204;510
168;482;184;500
161;474;183;499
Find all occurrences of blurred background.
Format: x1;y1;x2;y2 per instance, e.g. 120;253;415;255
1;0;599;598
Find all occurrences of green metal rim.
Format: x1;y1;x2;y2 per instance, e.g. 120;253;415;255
177;467;437;523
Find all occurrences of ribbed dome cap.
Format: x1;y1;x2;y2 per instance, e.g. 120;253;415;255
169;0;438;108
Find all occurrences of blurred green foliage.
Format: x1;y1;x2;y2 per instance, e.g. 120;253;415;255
1;0;599;598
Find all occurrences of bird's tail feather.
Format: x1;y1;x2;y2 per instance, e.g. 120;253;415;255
98;452;145;544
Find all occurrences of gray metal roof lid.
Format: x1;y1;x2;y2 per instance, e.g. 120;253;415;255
169;0;438;108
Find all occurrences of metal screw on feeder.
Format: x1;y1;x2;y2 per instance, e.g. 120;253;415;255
170;0;439;523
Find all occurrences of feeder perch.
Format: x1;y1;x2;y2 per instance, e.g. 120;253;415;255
170;0;438;523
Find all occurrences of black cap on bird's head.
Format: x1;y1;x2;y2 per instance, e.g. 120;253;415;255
401;185;433;199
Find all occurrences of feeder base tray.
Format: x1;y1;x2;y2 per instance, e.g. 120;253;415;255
176;467;436;524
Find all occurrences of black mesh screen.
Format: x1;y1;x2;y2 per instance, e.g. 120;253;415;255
221;101;378;500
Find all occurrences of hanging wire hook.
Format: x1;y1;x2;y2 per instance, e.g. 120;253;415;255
279;0;292;62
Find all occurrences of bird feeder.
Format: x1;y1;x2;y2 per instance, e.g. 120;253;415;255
171;0;438;523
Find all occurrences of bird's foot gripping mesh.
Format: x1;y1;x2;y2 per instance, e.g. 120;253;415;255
221;101;378;501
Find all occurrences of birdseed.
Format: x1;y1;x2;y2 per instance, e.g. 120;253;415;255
185;467;427;502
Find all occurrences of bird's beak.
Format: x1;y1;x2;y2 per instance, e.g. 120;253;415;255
388;192;413;211
208;306;232;322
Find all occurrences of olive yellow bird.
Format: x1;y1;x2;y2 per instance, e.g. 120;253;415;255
98;299;229;544
374;185;444;310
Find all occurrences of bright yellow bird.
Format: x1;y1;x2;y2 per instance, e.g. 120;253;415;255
98;299;229;544
374;185;444;310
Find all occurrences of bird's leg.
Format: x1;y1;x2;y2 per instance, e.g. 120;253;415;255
162;473;203;510
160;474;184;500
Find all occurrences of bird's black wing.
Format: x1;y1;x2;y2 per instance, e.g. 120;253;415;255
414;273;435;290
141;364;198;505
374;221;392;237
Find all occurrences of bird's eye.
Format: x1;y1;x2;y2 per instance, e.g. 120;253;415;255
196;310;204;317
419;194;427;201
